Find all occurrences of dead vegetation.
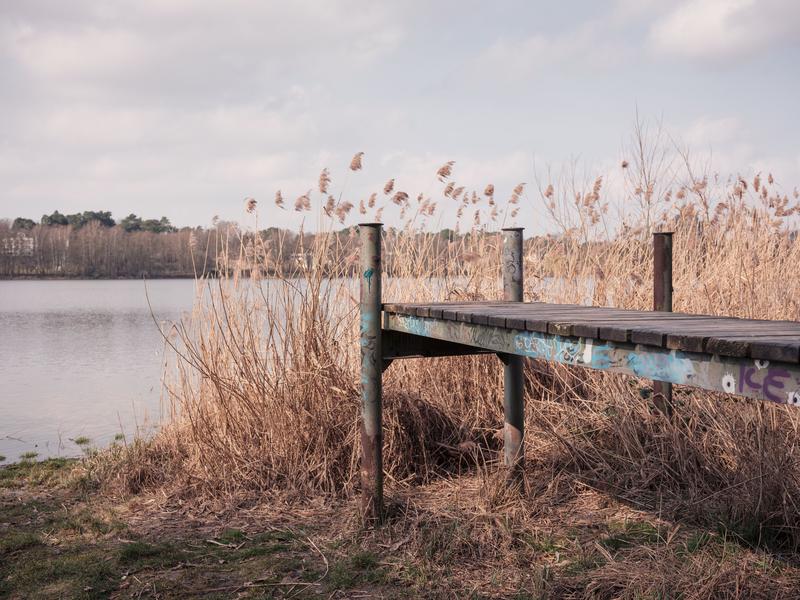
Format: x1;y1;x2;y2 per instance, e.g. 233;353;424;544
79;126;800;596
5;459;800;598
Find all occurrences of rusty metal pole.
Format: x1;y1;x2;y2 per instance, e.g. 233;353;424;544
359;222;383;523
501;227;525;476
653;231;673;417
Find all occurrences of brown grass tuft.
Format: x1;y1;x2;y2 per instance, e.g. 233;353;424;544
349;151;364;172
96;127;800;593
318;168;331;194
437;161;455;182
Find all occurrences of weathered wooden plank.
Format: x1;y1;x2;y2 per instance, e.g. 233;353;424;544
551;316;710;342
382;303;800;363
664;327;800;357
705;335;800;362
750;340;800;363
488;315;508;327
386;302;800;329
506;316;527;330
533;314;720;341
384;313;800;406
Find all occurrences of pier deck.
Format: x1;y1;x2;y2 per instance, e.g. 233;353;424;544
356;223;800;522
382;302;800;404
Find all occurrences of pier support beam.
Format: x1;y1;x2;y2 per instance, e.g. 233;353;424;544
653;231;674;417
359;222;383;524
501;227;525;475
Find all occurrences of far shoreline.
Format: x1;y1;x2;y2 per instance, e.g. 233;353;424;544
0;275;201;281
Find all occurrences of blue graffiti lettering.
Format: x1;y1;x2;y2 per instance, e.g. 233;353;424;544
626;350;693;383
363;268;374;292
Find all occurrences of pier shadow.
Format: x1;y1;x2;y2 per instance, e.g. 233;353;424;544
386;391;502;484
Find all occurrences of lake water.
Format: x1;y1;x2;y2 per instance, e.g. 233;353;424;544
0;276;590;463
0;279;197;462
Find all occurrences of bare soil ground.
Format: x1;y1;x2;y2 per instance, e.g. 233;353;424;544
3;459;800;599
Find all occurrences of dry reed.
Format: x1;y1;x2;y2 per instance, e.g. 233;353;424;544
97;129;800;580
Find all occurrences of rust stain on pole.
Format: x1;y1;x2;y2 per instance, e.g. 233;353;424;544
653;231;674;417
501;227;525;479
359;222;383;524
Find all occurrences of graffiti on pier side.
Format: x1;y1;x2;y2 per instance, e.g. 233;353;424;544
384;313;800;406
725;361;800;404
512;331;696;382
511;330;800;405
513;332;583;364
360;309;380;414
402;314;430;338
364;267;374;293
626;350;695;383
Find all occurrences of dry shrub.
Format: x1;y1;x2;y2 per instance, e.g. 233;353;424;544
562;542;800;599
102;136;800;553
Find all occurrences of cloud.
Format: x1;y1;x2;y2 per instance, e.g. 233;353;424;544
473;21;626;79
1;0;407;103
0;0;413;228
1;1;799;231
683;116;744;146
10;27;151;80
649;0;800;61
678;116;800;188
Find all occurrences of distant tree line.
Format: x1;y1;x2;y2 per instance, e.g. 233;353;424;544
13;210;177;233
2;210;237;278
2;209;549;279
0;209;360;278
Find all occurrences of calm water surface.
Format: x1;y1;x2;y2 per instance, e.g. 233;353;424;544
0;280;197;461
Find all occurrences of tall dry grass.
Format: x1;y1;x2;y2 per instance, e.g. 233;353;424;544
101;130;800;557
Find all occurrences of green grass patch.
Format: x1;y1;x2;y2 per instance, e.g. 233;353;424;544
118;540;188;568
0;545;117;600
218;528;246;543
716;517;795;551
229;531;297;560
519;531;565;554
55;507;123;536
73;436;91;446
683;531;712;554
236;543;291;559
563;553;605;576
0;531;43;555
416;518;476;564
328;550;387;589
600;520;662;552
350;550;379;570
0;457;74;488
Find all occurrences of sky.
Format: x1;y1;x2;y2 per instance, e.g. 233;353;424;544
1;0;799;233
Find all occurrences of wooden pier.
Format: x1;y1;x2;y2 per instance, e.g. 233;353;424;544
358;223;800;522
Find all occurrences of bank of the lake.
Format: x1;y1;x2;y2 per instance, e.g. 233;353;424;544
3;457;800;599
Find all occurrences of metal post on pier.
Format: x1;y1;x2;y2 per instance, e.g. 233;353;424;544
500;227;525;477
359;222;383;523
653;231;674;417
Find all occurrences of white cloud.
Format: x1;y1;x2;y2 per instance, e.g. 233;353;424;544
678;116;800;188
474;21;626;79
1;1;799;231
649;0;800;61
10;27;151;79
1;1;407;103
684;116;744;146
